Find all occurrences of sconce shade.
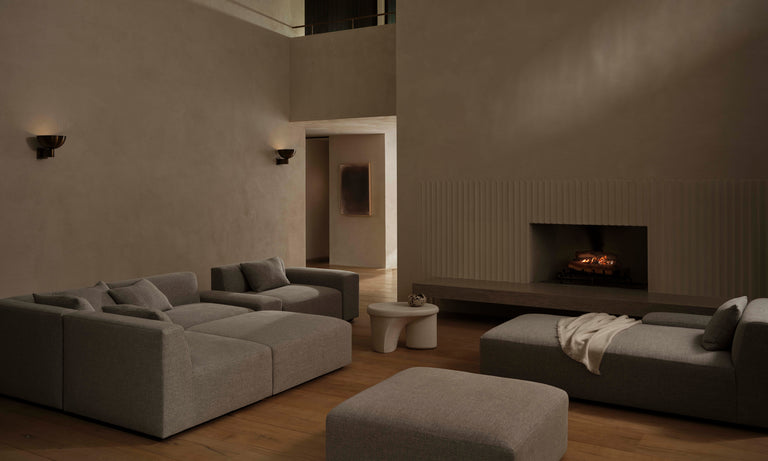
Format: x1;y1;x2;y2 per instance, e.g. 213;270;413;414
276;148;295;165
37;135;66;159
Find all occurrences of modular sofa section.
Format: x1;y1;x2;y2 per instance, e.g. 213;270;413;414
732;298;768;428
190;311;352;394
481;314;737;424
285;267;359;321
63;311;273;438
210;263;359;321
0;299;70;409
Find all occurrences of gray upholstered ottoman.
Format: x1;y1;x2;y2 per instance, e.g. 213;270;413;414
326;367;568;461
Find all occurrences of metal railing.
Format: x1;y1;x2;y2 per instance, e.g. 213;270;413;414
294;12;395;35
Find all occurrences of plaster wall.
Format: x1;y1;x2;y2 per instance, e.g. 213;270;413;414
0;0;304;296
329;134;387;267
397;0;768;299
290;25;396;121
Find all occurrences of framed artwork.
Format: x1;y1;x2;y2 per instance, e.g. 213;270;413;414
340;163;372;216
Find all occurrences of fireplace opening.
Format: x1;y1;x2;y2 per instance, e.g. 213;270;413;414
530;224;648;290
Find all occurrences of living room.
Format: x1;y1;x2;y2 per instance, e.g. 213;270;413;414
1;0;766;459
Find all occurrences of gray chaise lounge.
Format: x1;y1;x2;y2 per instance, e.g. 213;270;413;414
0;271;352;438
480;298;768;429
207;261;359;321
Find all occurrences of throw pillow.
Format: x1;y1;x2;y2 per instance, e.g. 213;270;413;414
33;293;95;311
108;279;173;311
701;296;748;351
49;281;115;312
240;256;290;292
103;304;172;322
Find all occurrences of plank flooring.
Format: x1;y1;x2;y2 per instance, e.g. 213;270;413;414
1;266;766;460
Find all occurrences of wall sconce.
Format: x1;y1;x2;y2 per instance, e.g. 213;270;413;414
276;149;295;165
37;135;66;159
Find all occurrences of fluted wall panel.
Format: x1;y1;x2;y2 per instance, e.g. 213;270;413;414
419;179;767;298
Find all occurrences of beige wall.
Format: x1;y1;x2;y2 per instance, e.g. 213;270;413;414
397;0;768;299
306;138;330;261
329;135;387;267
0;0;305;296
290;25;396;121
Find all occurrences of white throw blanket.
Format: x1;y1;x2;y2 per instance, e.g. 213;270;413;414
556;313;640;375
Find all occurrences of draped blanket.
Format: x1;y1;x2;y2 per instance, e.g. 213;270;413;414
556;313;640;375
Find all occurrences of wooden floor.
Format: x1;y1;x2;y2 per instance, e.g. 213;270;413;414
1;266;766;460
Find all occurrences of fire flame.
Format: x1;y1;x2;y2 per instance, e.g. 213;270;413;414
579;255;616;266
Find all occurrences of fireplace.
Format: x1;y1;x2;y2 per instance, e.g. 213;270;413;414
530;224;648;289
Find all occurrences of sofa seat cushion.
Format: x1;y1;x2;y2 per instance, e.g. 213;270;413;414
258;285;342;318
165;303;251;329
481;314;737;422
182;331;273;426
189;311;351;394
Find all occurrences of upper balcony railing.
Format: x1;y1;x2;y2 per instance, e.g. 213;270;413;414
296;11;395;36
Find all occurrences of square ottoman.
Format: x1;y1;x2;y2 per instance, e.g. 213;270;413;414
326;367;568;461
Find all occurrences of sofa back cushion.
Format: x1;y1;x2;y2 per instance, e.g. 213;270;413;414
33;294;95;311
240;257;290;292
701;296;748;351
108;272;199;306
108;279;174;311
103;304;172;322
211;263;249;293
46;281;116;312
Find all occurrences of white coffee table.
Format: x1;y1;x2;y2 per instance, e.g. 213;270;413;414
367;302;439;353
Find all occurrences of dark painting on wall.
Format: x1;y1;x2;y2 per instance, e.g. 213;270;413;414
340;163;371;216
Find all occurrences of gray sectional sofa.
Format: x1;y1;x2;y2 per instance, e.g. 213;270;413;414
480;298;768;428
0;271;352;438
208;261;359;321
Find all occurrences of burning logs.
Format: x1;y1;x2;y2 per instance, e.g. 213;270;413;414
567;251;619;275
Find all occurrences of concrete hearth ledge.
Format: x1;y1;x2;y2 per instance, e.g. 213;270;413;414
412;278;721;317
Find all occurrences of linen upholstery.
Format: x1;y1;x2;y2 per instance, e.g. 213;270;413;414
48;281;115;312
732;298;768;427
209;263;360;320
62;311;273;438
481;314;737;423
2;270;354;437
240;257;290;292
103;304;172;322
258;284;341;318
326;367;568;461
33;294;95;311
286;267;359;321
108;279;174;311
164;303;250;329
108;272;200;306
0;299;68;409
210;263;249;292
642;312;710;329
199;290;282;311
190;311;351;394
702;296;748;350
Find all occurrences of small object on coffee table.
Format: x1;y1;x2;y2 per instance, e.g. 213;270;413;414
408;292;426;307
367;302;438;352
